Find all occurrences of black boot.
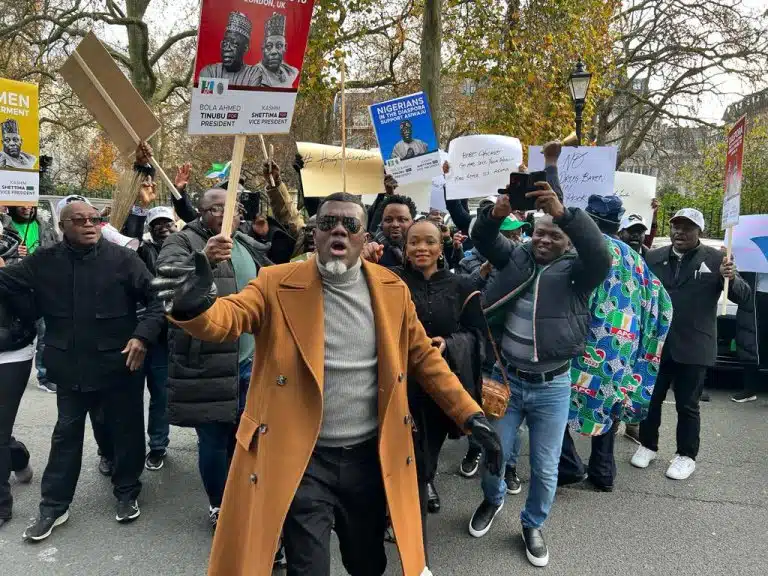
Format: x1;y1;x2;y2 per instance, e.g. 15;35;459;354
427;482;440;513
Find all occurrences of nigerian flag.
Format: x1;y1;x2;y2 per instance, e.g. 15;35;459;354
205;161;231;179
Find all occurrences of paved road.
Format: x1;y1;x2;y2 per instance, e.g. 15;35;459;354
3;376;767;575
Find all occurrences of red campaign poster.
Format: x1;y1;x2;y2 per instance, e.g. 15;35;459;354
189;0;315;135
721;114;746;229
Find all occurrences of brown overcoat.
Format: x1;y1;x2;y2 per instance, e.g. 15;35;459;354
175;258;482;576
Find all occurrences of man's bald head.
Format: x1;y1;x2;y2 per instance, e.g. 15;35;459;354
59;201;101;248
200;189;238;235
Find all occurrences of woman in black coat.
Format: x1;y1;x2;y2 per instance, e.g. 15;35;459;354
393;219;486;520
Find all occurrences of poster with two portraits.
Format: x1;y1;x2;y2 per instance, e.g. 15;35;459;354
188;0;315;135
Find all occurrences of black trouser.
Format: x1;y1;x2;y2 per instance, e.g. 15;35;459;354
639;355;707;459
282;437;387;576
39;376;145;517
0;359;33;519
559;424;618;487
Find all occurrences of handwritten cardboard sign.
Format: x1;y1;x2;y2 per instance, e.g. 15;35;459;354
445;135;523;200
297;142;385;197
528;146;617;208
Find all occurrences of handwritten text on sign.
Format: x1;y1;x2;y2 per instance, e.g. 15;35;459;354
528;146;617;208
445;135;523;200
296;142;385;197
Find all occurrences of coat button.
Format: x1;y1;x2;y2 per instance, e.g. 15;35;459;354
398;373;404;382
406;456;413;465
258;424;268;434
277;375;287;386
404;415;409;425
249;473;258;484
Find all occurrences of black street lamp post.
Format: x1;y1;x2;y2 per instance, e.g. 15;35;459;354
568;59;592;146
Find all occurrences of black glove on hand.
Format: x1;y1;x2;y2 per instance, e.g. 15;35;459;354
152;251;217;319
466;412;503;476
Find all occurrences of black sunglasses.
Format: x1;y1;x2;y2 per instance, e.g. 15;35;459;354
317;215;363;234
61;216;107;227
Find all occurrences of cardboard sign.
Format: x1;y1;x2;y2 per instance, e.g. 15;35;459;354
528;146;617;208
189;0;315;135
369;92;441;186
445;135;523;200
613;172;656;225
0;77;39;205
722;115;746;230
60;32;161;157
297;142;385;197
731;215;768;274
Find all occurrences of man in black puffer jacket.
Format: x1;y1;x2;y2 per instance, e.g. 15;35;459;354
156;187;271;529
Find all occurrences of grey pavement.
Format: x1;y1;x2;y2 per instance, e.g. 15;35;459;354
3;376;767;576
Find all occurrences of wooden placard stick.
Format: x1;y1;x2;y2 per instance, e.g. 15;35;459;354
340;60;347;193
721;226;734;315
259;135;275;187
70;51;181;200
220;134;247;238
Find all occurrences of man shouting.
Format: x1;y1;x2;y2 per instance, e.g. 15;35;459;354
152;192;502;576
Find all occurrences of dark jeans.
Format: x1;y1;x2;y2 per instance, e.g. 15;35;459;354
0;359;33;519
35;319;47;382
639;355;707;459
559;424;618;487
195;359;251;508
145;341;170;452
40;376;145;517
283;438;387;576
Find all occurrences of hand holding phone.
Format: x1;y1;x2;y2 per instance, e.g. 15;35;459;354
501;170;547;212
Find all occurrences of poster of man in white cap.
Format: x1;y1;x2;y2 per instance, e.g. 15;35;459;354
0;77;39;205
189;0;315;135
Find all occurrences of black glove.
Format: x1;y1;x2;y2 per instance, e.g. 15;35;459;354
465;412;503;476
152;251;217;319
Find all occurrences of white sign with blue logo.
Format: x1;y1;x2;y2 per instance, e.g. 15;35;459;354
369;92;442;185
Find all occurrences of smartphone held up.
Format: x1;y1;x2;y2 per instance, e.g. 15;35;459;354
498;170;547;212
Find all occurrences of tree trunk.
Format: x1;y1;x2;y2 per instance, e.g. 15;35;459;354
125;0;155;101
420;0;441;140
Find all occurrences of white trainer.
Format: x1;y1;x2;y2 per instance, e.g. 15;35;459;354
630;446;657;468
666;455;696;480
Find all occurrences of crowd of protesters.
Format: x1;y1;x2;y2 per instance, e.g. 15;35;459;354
0;138;763;575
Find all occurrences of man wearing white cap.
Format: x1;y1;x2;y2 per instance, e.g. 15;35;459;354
631;208;751;480
618;213;649;258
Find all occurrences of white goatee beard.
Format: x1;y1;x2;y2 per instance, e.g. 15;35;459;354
322;259;349;276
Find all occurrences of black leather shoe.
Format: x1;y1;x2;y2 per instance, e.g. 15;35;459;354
522;526;549;567
557;472;587;487
587;476;614;492
427;482;440;513
468;500;503;538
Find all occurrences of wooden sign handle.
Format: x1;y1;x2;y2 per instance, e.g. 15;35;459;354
259;135;275;187
221;135;247;238
71;50;181;200
721;226;734;315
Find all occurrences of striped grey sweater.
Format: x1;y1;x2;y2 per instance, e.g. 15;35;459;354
316;259;379;447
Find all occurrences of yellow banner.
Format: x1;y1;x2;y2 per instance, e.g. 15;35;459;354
0;77;39;205
296;142;385;197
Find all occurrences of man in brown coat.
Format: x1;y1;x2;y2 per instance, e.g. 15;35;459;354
153;192;502;576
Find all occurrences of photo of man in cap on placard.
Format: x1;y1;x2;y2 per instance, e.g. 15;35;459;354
251;12;299;88
199;12;262;87
0;119;37;170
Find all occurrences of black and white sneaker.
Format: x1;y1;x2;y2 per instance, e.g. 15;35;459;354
731;391;757;403
145;450;166;471
505;466;522;495
116;499;140;523
23;511;69;542
522;526;549;567
468;500;503;538
273;543;287;568
37;380;57;394
459;446;482;478
209;506;220;531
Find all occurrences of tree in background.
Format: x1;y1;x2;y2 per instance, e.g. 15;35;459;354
85;133;119;193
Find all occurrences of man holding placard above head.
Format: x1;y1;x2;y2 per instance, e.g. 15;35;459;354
199;12;262;87
631;208;750;480
251;12;300;88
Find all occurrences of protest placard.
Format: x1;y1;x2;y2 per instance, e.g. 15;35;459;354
613;171;656;224
731;215;768;274
369;92;441;186
721;115;745;230
0;78;38;206
297;142;385;197
444;135;522;200
188;0;315;135
528;146;617;208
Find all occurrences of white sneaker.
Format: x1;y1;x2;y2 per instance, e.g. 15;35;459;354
630;446;657;468
665;455;695;480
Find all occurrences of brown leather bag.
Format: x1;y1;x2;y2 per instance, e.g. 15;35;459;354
481;328;510;419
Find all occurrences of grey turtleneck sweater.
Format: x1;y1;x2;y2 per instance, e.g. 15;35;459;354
316;258;379;447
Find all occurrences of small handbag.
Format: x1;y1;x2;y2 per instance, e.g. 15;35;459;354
481;324;511;419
